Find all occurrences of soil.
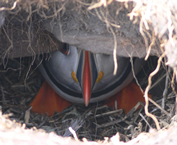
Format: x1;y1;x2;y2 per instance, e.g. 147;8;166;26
0;0;177;145
0;1;160;58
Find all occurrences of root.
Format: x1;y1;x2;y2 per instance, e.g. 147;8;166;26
0;0;19;11
144;53;166;130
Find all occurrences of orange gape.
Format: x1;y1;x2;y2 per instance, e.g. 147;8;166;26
30;81;72;116
105;81;151;114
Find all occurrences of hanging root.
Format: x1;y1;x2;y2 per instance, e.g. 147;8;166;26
144;53;166;130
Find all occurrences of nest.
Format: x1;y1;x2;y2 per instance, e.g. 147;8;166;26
0;56;176;144
0;0;177;144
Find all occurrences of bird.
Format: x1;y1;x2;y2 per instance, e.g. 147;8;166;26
30;44;147;116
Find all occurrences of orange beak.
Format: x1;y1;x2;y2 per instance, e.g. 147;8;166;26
82;51;92;106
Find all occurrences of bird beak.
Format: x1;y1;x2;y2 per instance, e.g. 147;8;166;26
82;51;91;106
77;50;97;106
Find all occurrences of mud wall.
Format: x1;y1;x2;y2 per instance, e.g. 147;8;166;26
0;0;161;59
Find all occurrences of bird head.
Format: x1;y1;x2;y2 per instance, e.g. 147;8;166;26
37;44;144;106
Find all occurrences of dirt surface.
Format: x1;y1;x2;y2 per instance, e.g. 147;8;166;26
0;0;161;59
0;0;177;145
1;0;176;73
0;109;177;145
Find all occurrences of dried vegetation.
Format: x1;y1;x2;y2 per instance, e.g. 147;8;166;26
0;0;177;144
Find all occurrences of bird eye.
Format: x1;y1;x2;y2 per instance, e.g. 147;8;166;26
60;44;70;55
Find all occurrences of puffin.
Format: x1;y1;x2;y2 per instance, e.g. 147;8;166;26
30;44;147;116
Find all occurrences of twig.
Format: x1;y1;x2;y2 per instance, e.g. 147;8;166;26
69;127;79;142
125;102;144;119
171;70;177;114
139;113;152;129
96;118;123;128
162;67;170;110
150;71;167;90
130;57;144;93
148;97;169;116
95;109;123;118
37;116;48;129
